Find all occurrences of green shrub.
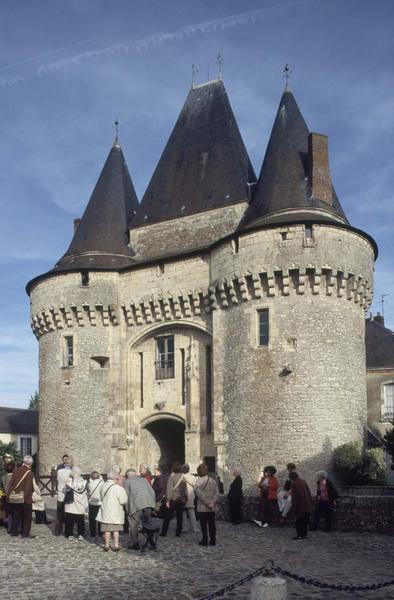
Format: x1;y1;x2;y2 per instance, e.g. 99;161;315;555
333;441;387;485
364;447;387;485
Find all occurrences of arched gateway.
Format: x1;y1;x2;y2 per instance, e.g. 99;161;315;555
139;414;185;471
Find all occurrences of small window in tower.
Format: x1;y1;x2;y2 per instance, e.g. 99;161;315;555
258;309;269;347
157;263;165;276
231;237;239;254
155;335;175;380
280;232;288;241
305;225;313;240
64;336;74;367
81;271;90;287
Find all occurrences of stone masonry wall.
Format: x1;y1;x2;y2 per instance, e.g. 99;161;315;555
30;223;375;484
210;224;375;491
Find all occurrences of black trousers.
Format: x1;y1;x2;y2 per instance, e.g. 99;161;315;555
10;503;32;537
198;511;216;544
88;504;101;536
295;514;309;538
229;498;242;523
312;501;333;531
35;510;48;524
55;501;65;535
64;512;85;537
161;500;184;536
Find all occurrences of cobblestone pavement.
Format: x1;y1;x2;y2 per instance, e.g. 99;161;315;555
1;512;394;600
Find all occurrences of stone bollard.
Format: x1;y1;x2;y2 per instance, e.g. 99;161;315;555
250;576;287;600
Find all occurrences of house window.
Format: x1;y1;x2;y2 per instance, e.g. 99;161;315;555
382;383;394;420
258;309;269;346
20;436;32;457
64;336;74;367
155;336;174;379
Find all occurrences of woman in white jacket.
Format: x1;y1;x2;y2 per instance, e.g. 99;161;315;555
64;467;88;540
96;469;127;552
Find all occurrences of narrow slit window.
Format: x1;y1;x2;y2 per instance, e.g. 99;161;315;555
81;271;89;287
206;345;212;434
139;352;144;408
258;309;269;346
305;225;313;240
181;348;186;405
64;336;74;367
155;335;175;379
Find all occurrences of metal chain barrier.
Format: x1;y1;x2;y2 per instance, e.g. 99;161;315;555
196;559;394;599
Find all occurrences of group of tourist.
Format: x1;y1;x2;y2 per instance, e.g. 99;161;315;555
1;453;338;547
252;463;338;540
53;456;219;551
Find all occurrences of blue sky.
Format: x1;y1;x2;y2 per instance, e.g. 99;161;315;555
0;0;393;408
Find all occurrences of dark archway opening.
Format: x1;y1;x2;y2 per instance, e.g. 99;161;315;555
143;419;185;472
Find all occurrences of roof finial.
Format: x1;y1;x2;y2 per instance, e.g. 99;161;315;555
283;64;292;89
216;52;223;80
191;64;198;89
114;119;120;147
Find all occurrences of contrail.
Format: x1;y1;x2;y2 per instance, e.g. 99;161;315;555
0;37;96;73
0;1;311;88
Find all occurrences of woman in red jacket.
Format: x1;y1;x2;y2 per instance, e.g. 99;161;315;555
254;466;279;527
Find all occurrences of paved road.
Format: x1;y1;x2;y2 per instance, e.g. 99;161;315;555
1;513;394;600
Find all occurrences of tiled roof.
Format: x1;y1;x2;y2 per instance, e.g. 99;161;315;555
366;318;394;370
241;89;348;229
0;407;38;435
131;80;255;227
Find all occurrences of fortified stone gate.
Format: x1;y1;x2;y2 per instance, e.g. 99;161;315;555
27;78;377;491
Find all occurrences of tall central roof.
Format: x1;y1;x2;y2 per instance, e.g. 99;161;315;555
131;79;255;227
53;139;139;272
242;89;348;228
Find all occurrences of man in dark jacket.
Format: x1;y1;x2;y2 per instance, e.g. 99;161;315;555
7;455;34;538
311;470;338;532
227;469;243;524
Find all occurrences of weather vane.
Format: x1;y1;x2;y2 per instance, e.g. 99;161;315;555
114;119;120;139
216;53;224;80
192;64;198;88
283;64;292;87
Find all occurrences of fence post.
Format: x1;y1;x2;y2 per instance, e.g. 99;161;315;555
250;576;287;600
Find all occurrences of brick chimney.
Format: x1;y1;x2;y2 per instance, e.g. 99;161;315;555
308;133;333;206
374;312;385;326
73;218;81;233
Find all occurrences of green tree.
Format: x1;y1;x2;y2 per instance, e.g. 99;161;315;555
0;441;21;483
28;390;39;410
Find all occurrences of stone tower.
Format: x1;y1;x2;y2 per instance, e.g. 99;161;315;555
27;80;376;489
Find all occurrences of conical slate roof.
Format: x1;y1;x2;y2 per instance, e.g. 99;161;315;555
131;79;255;227
53;139;139;271
242;89;348;228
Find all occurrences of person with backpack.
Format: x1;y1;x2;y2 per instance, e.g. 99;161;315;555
87;470;104;537
63;466;88;540
181;464;199;533
7;455;34;538
195;463;219;546
160;461;187;537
